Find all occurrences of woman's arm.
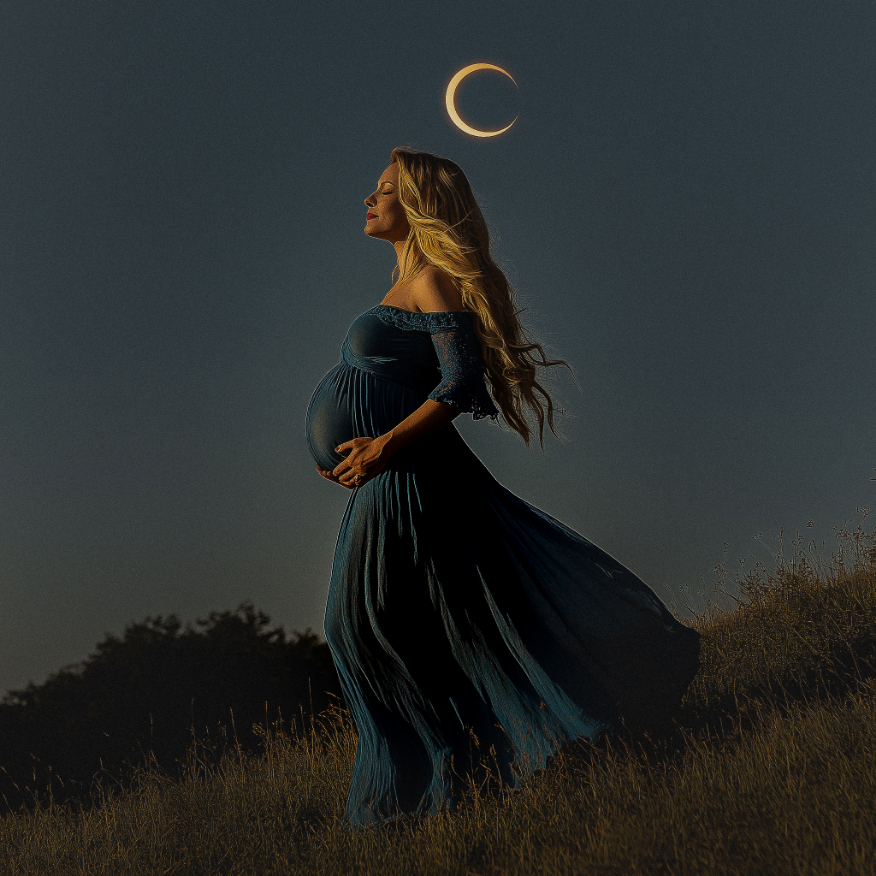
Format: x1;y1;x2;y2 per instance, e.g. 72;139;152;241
317;399;459;489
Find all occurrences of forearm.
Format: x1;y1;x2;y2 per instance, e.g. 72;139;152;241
325;400;462;488
382;399;460;457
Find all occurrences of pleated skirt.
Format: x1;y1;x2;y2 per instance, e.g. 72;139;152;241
322;363;700;826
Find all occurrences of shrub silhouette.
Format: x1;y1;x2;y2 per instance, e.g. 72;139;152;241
0;603;340;810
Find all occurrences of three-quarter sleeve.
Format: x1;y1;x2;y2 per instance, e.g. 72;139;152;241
427;317;499;420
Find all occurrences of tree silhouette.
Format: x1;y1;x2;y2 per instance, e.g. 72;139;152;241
0;604;340;810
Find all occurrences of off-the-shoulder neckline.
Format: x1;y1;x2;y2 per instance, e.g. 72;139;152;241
372;304;467;315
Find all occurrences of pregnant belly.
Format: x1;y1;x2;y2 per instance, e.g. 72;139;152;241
305;364;359;471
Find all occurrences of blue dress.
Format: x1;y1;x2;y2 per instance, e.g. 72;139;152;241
305;305;699;827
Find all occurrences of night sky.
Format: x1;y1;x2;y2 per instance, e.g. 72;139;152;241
2;0;874;696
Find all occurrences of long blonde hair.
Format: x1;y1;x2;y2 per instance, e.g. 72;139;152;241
391;147;569;447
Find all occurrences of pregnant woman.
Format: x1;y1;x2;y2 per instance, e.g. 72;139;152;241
305;148;699;827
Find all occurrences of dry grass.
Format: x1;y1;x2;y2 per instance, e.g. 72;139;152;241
2;517;875;876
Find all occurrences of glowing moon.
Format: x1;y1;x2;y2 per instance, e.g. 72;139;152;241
445;63;518;138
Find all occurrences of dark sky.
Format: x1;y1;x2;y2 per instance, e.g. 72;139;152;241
2;0;874;696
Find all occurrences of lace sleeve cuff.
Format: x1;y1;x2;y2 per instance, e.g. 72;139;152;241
427;320;499;420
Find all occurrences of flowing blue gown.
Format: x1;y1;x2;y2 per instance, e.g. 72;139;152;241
305;305;699;826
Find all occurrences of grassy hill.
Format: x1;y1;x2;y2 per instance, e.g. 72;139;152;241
2;517;874;875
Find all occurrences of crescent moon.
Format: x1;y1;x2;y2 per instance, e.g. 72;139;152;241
445;63;518;138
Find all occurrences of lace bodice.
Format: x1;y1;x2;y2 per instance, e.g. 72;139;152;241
305;304;498;470
370;306;498;420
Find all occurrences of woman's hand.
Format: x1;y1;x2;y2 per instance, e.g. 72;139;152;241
315;400;459;489
318;434;393;489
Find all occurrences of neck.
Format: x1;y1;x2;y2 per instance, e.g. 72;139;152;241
392;238;408;274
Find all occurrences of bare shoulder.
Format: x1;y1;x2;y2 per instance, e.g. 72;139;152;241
410;265;464;313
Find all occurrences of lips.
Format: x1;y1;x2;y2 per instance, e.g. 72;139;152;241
366;213;377;220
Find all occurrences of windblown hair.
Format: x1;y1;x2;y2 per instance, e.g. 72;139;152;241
390;147;569;447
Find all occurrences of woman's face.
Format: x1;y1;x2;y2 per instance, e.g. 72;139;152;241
364;163;410;244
